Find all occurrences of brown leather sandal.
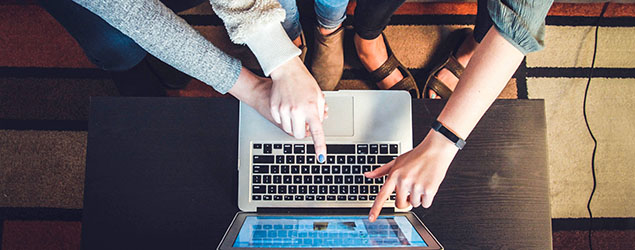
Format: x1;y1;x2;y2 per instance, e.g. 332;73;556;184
366;33;420;98
423;28;472;99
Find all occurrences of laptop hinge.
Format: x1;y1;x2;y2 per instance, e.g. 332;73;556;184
256;207;395;214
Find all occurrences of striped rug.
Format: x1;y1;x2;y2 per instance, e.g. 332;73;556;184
1;1;634;249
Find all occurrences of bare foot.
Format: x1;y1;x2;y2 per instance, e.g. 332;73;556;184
292;36;302;47
354;33;404;89
428;34;479;98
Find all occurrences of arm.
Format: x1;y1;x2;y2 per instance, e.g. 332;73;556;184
211;0;327;159
366;27;525;221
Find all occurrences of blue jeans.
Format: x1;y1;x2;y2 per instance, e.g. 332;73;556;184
278;0;349;40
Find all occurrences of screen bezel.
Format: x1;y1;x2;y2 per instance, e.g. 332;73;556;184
217;212;442;250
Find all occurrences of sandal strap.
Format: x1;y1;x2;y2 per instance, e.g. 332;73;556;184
426;76;453;99
444;55;465;77
368;53;400;83
389;67;420;98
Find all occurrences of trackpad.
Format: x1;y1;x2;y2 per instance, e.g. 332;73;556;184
322;96;354;137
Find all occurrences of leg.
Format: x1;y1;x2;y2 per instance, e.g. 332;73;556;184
277;0;303;46
353;0;407;90
310;0;349;90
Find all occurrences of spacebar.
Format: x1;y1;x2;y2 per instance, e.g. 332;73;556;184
307;144;355;154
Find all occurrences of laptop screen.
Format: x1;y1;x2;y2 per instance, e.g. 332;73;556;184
233;215;428;248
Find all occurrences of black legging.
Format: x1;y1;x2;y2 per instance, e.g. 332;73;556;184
353;0;406;40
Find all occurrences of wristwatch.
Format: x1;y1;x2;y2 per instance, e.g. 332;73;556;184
431;120;466;150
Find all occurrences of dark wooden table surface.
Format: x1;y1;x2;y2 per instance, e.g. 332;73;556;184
83;97;551;250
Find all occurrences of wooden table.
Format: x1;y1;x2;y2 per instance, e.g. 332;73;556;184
83;97;551;249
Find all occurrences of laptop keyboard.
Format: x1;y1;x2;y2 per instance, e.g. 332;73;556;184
251;143;398;202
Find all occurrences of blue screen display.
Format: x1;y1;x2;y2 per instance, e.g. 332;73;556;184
233;216;427;248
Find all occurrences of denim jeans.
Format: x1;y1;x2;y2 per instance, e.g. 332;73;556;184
39;0;204;71
278;0;349;40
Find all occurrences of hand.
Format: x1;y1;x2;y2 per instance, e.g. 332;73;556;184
364;130;459;222
269;57;327;161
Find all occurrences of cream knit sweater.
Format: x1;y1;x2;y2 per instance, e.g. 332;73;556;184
73;0;300;94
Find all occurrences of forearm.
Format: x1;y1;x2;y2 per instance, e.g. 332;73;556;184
437;27;524;139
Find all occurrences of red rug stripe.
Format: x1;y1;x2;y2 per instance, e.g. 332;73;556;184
0;5;95;68
2;221;81;250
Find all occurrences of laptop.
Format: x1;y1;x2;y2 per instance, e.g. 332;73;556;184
218;90;442;249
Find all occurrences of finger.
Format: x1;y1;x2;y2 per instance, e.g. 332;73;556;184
279;106;292;135
421;190;437;208
369;177;397;222
364;161;394;178
291;109;306;139
270;101;281;124
307;115;327;163
395;182;410;209
409;185;424;208
317;94;326;122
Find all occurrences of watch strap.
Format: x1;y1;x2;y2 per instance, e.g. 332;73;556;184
431;120;466;150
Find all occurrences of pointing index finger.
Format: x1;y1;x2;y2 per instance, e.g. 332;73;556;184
369;176;396;222
307;114;327;162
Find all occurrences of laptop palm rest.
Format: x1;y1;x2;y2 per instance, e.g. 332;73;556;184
322;96;354;137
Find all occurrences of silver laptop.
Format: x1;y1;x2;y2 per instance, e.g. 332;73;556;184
218;90;442;249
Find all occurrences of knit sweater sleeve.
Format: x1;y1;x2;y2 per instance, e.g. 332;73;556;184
210;0;301;76
72;0;242;94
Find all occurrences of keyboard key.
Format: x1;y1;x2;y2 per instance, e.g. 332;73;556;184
253;155;274;163
252;195;262;200
295;195;304;201
252;185;266;194
274;195;283;200
291;165;300;174
311;165;320;174
294;144;305;154
364;177;373;184
263;144;272;154
276;156;284;164
370;186;379;194
321;165;330;174
362;165;371;173
377;156;397;164
390;194;396;200
253;175;261;184
344;175;354;184
271;165;280;174
296;156;305;164
283;175;292;184
317;195;326;201
337;156;346;164
278;186;287;194
286;155;295;164
293;176;302;184
390;144;398;154
264;195;272;200
319;185;328;194
376;177;384;184
307;186;316;194
281;165;290;173
340;186;348;194
306;195;315;201
347;156;356;164
332;165;341;174
367;156;376;164
357;144;368;154
284;195;293;201
327;195;336;201
326;144;355;154
359;195;368;201
352;165;361;174
314;176;323;184
334;176;343;184
369;195;376;200
337;195;347;201
263;175;272;184
253;165;269;173
254;143;262;149
304;176;312;184
350;186;358;194
273;176;281;184
301;166;310;174
268;185;276;194
307;155;315;164
289;185;297;194
360;186;369;194
274;144;282;149
380;144;389;154
324;175;333;184
355;176;364;184
283;144;292;154
329;186;338;194
357;156;366;164
342;165;351;174
327;156;335;164
348;195;357;201
306;144;315;154
370;144;379;154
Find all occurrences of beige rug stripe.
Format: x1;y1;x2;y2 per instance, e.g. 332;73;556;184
527;26;635;68
0;130;85;209
528;77;635;218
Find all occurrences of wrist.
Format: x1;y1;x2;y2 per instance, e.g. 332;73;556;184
228;67;268;106
269;57;303;80
418;129;460;155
